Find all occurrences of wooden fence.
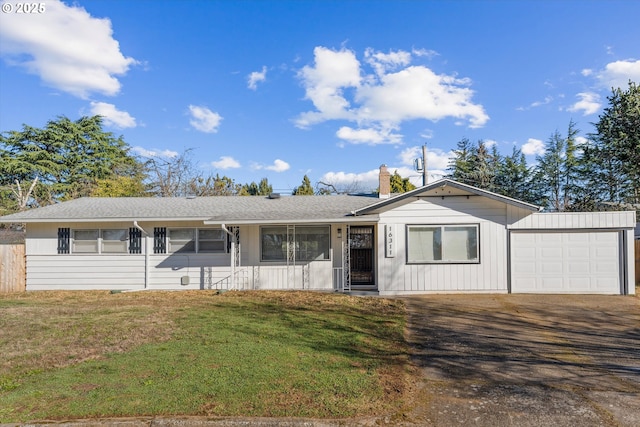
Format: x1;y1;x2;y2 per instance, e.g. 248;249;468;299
0;243;26;292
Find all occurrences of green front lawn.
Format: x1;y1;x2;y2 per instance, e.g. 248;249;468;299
0;290;412;422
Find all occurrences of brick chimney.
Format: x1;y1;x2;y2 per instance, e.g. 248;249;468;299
379;164;391;199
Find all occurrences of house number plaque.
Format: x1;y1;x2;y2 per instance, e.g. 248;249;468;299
385;224;395;258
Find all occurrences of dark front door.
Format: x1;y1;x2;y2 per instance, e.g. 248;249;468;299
350;226;375;286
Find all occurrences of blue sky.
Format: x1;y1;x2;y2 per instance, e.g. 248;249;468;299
1;0;639;193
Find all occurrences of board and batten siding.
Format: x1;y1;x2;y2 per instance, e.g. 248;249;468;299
376;197;516;295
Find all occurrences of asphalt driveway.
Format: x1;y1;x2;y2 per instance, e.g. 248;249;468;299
402;294;640;427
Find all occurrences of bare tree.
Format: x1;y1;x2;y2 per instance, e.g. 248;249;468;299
316;180;367;195
145;149;201;197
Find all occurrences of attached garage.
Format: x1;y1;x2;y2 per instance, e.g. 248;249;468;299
508;211;636;295
510;231;622;294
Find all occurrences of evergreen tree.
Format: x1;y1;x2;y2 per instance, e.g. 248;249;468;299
0;116;142;210
292;175;314;195
239;178;273;196
590;81;640;205
494;146;541;204
535;121;582;211
389;170;416;193
448;138;475;184
448;139;497;191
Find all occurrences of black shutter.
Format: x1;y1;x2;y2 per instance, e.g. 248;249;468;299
57;228;70;254
129;227;142;254
153;227;166;253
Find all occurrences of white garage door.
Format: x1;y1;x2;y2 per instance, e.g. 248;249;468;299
510;231;622;294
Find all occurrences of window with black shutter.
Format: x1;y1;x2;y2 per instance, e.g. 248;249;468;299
57;228;70;254
153;227;166;253
129;227;142;254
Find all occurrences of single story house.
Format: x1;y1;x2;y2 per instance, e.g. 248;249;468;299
0;166;635;295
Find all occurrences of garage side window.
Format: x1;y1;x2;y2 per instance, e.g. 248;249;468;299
407;225;479;263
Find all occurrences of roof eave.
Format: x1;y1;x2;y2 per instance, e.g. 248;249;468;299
204;215;379;225
0;216;214;224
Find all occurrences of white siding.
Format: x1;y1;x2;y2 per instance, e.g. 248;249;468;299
510;231;622;294
377;197;509;294
27;255;146;290
148;253;231;290
508;211;636;230
24;221;339;291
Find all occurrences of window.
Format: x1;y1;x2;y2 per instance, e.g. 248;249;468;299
168;228;195;253
260;225;330;262
407;224;478;263
73;230;99;253
198;229;226;252
71;229;129;254
165;228;227;253
102;229;128;253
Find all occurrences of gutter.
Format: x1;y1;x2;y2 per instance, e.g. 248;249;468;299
133;221;150;289
221;224;236;290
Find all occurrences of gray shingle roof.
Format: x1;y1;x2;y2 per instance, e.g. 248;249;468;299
0;195;379;224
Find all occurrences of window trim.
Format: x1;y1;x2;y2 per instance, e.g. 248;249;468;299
260;225;331;262
70;229;129;255
406;223;480;264
165;228;228;254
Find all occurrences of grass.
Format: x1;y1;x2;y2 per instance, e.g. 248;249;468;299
0;290;413;422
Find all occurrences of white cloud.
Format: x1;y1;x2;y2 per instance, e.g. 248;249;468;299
364;47;412;76
295;47;362;128
188;105;222;133
575;136;589;146
131;146;178;158
581;69;593;77
247;66;267;90
568;92;601;115
597;59;640;89
252;159;290;172
522;138;545;156
530;96;553;108
320;165;444;191
89;101;136;128
211;156;240;169
0;0;136;98
336;125;402;145
319;169;380;191
412;48;439;59
266;159;290;172
295;46;489;142
399;146;453;171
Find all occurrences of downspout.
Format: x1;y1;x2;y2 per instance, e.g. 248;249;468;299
221;224;235;289
133;221;149;289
